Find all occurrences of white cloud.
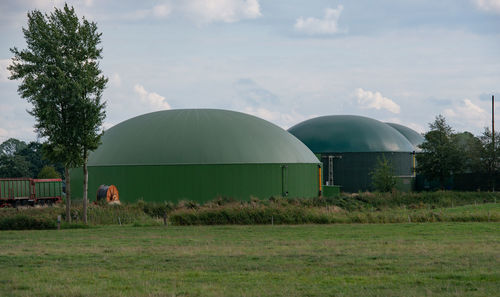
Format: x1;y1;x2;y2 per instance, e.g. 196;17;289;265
153;4;172;18
134;84;171;110
294;5;345;35
473;0;500;14
354;88;400;114
0;59;13;82
127;2;172;20
183;0;261;23
443;98;489;129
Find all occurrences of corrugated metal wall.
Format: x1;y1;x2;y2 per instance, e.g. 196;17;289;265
70;163;319;203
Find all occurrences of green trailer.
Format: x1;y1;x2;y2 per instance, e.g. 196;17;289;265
0;178;63;207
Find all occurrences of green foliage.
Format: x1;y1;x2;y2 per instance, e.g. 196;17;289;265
416;116;499;190
62;203;155;225
9;4;108;223
417;115;463;188
0;138;27;156
168;202;500;225
0;213;88;230
479;127;500;188
0;138;63;178
1;192;498;227
453;131;483;172
0;214;56;230
0;138;30;177
370;155;396;192
37;165;61;179
0;154;31;177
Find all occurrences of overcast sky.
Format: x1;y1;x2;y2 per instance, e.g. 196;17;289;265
1;0;499;142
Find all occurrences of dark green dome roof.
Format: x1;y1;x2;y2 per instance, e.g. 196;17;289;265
89;109;320;166
288;115;415;153
385;123;424;151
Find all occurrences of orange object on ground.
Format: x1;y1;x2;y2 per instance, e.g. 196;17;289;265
96;185;119;203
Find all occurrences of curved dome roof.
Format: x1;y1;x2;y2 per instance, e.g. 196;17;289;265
89;109;320;166
385;123;424;152
288;115;414;153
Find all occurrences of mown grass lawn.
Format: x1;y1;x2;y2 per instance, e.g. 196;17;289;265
0;223;499;296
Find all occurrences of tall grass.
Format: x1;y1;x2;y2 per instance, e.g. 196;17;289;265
1;191;499;228
169;202;500;225
67;202;158;225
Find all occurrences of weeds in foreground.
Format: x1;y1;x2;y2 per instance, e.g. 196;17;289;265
0;191;499;228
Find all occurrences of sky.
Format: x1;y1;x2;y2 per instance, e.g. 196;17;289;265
1;0;499;143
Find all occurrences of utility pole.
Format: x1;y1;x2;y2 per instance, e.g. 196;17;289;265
493;95;495;192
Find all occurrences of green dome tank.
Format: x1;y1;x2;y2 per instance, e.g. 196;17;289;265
385;122;424;152
90;109;319;166
288;115;414;153
288;115;416;193
71;109;321;203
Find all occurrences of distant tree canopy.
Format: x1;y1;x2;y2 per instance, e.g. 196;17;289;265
417;115;463;188
37;165;61;179
0;138;27;156
452;131;482;173
0;138;63;178
416;115;499;190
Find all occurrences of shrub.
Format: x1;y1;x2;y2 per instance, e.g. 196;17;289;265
37;165;61;179
370;155;397;192
0;215;56;230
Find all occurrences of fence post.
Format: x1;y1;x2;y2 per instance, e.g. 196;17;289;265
57;215;61;230
163;212;168;227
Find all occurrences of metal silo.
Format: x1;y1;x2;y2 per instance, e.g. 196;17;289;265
288;115;416;192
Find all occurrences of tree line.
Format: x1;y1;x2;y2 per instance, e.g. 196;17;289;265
0;138;63;179
372;115;499;192
416;115;499;190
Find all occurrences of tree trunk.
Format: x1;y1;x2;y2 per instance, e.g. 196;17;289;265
83;159;88;225
65;167;71;223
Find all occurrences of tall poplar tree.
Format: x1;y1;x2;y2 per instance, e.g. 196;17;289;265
9;4;107;223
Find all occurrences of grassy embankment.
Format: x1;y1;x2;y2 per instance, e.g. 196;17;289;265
1;191;500;228
0;223;498;296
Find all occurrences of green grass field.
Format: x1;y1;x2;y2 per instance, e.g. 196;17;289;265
1;223;499;296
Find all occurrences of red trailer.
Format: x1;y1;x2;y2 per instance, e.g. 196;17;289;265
0;178;63;207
